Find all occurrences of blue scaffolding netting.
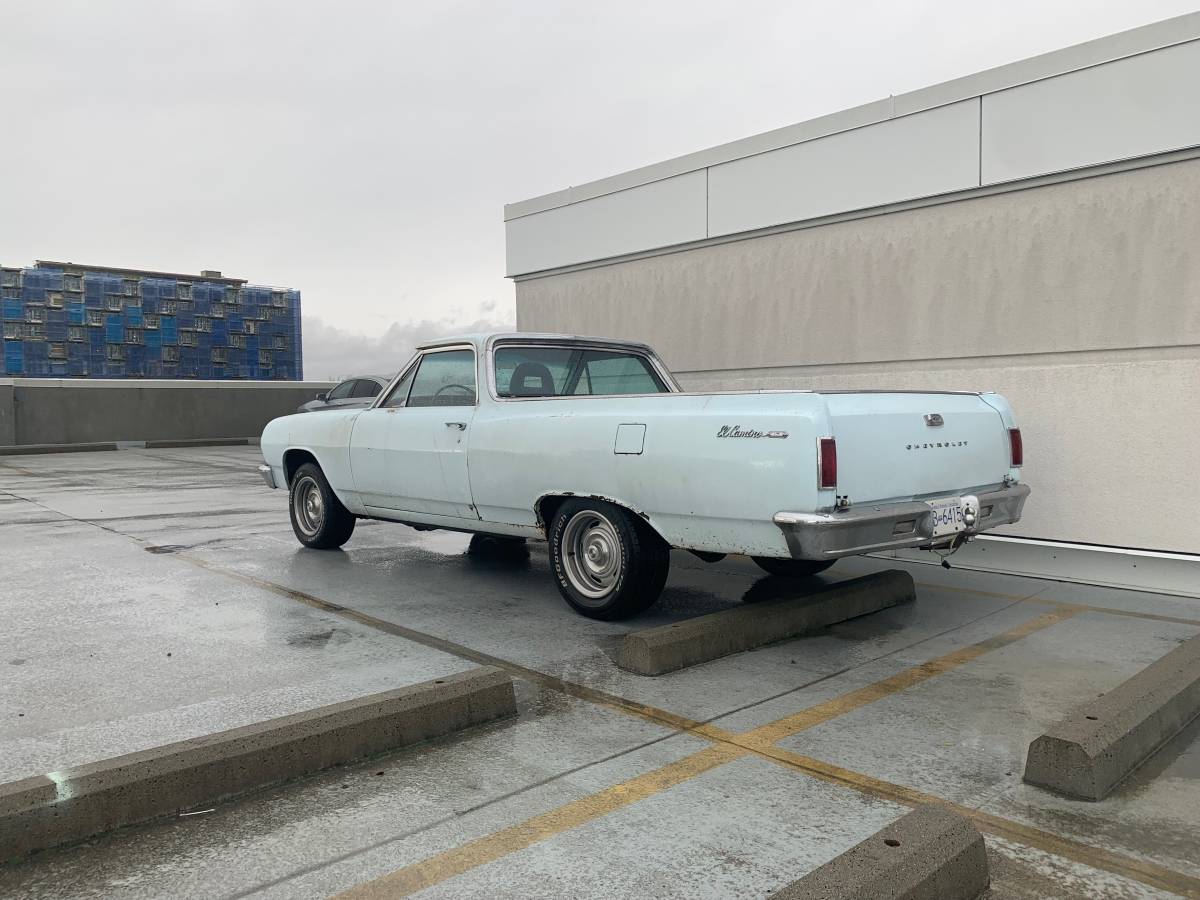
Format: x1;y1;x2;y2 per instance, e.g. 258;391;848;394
0;264;302;380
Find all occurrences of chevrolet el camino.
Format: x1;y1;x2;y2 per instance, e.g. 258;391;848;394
259;333;1029;619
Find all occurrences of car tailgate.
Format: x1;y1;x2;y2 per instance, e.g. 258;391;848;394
820;392;1012;502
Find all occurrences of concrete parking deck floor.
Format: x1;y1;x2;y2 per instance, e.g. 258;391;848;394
2;446;1198;898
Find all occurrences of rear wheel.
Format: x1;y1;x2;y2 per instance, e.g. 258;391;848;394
289;463;356;549
751;557;836;578
549;499;669;620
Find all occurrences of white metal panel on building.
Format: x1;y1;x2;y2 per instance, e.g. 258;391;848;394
504;170;707;276
505;15;1200;278
707;100;981;237
982;38;1200;184
502;97;898;221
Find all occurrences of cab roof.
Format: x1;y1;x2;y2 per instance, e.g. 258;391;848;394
416;332;657;354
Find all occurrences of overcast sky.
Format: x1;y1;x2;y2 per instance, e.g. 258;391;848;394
2;0;1195;378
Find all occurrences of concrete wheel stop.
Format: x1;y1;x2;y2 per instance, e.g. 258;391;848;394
0;666;517;861
1024;632;1200;800
617;569;915;676
768;803;990;899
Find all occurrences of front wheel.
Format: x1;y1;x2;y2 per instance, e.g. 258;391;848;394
289;463;356;549
549;499;669;620
751;557;836;578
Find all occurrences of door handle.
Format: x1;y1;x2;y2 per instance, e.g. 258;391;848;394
445;422;467;430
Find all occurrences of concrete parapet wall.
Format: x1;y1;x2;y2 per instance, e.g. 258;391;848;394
0;377;335;447
0;382;14;445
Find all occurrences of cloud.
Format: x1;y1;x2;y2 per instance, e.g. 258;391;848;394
301;303;515;381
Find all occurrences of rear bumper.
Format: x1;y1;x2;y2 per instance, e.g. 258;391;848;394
257;464;278;489
773;483;1031;560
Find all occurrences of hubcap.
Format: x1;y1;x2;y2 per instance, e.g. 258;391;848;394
561;510;622;603
292;476;325;537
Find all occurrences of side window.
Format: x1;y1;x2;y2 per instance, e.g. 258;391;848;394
574;353;665;395
326;380;355;401
380;368;417;408
350;379;380;399
495;347;573;397
494;345;668;397
407;349;477;407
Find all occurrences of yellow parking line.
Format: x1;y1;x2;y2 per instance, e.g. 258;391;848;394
1028;596;1200;628
332;744;745;899
332;607;1084;898
749;745;1200;899
913;579;1200;627
340;705;1200;900
185;558;1198;896
740;608;1079;746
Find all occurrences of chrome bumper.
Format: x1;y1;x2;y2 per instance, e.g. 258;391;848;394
773;483;1031;560
257;464;278;489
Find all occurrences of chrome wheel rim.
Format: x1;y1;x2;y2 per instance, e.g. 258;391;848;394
292;476;324;537
561;510;622;603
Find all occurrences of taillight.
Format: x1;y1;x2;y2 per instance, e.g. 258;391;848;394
818;437;838;489
1009;428;1024;467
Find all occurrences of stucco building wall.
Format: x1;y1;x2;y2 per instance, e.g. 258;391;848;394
515;160;1200;553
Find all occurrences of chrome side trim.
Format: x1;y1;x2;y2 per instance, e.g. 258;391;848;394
773;483;1031;560
257;464;277;489
793;389;982;396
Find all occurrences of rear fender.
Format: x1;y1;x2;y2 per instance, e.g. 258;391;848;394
978;392;1017;428
534;491;668;545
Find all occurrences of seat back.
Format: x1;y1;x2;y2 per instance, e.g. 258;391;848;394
509;361;555;396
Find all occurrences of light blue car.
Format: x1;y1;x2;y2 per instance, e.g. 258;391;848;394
261;333;1029;619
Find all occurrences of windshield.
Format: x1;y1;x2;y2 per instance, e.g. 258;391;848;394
494;345;668;398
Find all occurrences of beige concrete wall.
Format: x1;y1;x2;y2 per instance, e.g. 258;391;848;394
515;159;1200;554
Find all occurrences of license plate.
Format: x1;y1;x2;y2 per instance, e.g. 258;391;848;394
926;497;966;537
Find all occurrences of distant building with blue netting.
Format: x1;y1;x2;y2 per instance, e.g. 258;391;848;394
0;260;302;379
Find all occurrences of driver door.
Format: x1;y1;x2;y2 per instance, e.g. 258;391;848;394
348;347;478;518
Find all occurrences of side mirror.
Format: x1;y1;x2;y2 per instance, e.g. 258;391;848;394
316;392;328;402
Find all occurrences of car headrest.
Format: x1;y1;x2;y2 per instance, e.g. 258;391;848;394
509;362;555;396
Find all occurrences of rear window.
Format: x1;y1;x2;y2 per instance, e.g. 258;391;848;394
495;346;667;398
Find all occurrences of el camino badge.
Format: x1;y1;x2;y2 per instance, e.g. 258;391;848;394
717;425;789;439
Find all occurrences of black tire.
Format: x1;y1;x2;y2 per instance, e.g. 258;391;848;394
549;498;669;620
467;533;530;561
288;462;356;549
469;534;527;547
751;556;836;578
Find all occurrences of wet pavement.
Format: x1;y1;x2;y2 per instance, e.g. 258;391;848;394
1;446;1198;898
